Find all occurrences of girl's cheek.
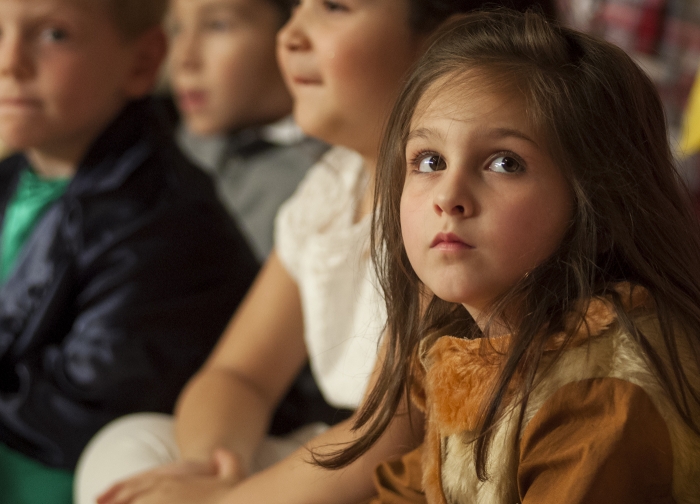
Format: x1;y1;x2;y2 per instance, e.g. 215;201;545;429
500;201;569;269
400;190;426;252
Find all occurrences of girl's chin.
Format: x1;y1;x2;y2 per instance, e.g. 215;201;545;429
430;289;471;306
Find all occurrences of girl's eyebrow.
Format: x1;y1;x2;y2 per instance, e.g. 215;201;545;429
406;126;539;147
406;127;443;143
488;127;539;147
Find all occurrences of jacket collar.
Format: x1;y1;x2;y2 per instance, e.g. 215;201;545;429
66;98;165;198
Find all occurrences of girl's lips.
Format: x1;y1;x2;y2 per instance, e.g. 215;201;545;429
430;232;473;250
291;75;322;85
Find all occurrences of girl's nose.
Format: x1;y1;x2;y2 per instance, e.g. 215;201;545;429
277;5;311;52
433;172;476;217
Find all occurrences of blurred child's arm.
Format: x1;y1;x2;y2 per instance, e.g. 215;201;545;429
219;398;423;504
218;330;424;504
98;406;422;504
173;251;309;469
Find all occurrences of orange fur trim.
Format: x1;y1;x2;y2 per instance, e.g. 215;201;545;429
423;338;499;434
413;283;652;503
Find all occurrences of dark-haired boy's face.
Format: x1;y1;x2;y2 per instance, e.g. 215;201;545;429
168;0;292;135
0;0;143;163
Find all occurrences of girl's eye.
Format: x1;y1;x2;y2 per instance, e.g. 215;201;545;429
489;155;523;174
417;154;446;173
41;27;68;42
323;0;348;12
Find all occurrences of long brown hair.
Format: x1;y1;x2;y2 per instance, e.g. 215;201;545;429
317;9;700;478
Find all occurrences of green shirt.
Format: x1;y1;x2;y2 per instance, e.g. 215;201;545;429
0;444;73;504
0;168;73;504
0;169;71;283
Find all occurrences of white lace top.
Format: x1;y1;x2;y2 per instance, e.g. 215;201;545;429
275;146;385;409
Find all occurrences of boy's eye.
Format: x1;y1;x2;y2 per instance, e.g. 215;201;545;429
489;155;522;173
418;154;446;173
323;0;348;12
40;27;68;42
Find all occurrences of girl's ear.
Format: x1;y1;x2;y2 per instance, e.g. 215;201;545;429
123;26;168;99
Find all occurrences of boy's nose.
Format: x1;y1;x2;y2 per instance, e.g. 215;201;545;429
170;31;201;72
0;36;33;80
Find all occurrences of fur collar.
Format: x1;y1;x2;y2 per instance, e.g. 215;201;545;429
409;284;700;504
412;283;651;433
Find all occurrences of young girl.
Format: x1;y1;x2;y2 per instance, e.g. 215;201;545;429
81;2;556;504
324;9;700;503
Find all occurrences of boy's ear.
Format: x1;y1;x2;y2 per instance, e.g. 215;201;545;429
123;26;168;99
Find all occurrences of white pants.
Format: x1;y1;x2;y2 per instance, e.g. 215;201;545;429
74;413;327;504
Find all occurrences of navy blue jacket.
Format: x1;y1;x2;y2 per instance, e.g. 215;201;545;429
0;99;258;469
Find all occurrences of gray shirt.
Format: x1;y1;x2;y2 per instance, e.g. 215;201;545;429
178;117;328;260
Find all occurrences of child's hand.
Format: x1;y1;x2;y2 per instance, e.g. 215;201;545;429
96;448;246;504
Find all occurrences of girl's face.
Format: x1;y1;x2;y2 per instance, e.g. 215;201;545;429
400;75;573;321
277;0;425;160
168;0;292;135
